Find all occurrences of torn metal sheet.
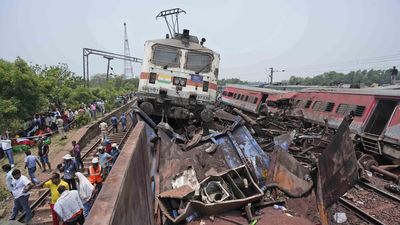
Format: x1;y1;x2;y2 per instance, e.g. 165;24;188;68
159;185;194;199
211;117;271;188
316;115;359;225
214;109;237;122
267;150;313;197
157;166;263;224
274;130;296;151
172;167;200;190
185;128;203;150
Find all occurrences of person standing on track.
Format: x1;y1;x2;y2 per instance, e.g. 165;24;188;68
75;172;94;218
58;154;78;190
119;113;127;132
71;141;84;170
88;157;103;193
38;172;69;225
9;169;34;223
96;147;112;177
38;137;52;172
24;150;42;185
54;185;85;225
99;121;108;141
111;114;118;133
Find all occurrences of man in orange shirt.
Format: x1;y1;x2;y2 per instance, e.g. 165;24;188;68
38;173;69;225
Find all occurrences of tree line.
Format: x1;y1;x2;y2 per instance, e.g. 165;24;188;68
0;57;138;133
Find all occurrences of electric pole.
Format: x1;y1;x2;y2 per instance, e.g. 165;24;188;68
104;56;114;80
124;22;134;79
268;67;285;84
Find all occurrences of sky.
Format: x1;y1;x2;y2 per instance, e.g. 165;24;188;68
1;0;400;82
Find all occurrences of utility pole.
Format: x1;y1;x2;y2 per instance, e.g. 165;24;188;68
268;67;285;84
104;56;114;80
124;22;134;79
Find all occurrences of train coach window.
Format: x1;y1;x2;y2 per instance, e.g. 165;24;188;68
203;81;209;92
241;95;245;101
336;104;348;115
233;93;237;98
237;94;241;100
152;45;180;68
312;101;322;111
254;97;258;104
325;102;335;112
304;100;312;109
227;92;233;97
186;51;213;73
354;105;366;117
245;96;249;102
222;91;227;96
149;72;157;84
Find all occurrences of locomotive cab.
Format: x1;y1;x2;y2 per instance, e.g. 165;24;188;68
138;29;220;120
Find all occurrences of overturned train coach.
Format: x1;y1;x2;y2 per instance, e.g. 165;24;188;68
291;87;400;160
137;29;220;120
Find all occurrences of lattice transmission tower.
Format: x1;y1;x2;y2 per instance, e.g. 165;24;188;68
123;22;134;79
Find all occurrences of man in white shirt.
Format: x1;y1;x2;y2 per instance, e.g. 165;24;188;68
9;169;34;223
1;164;13;192
54;185;85;224
99;121;108;141
0;138;14;167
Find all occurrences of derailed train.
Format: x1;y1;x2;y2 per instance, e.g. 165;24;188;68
137;28;220;120
221;84;400;160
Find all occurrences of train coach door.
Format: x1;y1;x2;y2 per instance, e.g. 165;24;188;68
364;99;398;135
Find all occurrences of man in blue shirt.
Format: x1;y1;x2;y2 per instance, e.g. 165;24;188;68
24;150;42;185
111;115;118;133
120;113;127;132
58;154;78;190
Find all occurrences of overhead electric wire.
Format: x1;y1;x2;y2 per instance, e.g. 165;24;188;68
284;52;400;73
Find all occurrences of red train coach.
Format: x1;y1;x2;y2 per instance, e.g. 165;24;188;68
221;84;286;114
292;87;400;159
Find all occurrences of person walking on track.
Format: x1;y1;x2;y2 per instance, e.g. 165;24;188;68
9;169;34;223
38;172;69;225
24;150;42;185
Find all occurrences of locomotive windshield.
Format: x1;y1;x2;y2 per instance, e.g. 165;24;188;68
185;51;213;73
152;45;180;68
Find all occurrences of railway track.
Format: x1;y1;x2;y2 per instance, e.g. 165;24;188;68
19;110;135;225
336;181;400;225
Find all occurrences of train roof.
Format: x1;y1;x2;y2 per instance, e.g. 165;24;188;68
225;84;287;94
301;85;400;97
146;38;219;56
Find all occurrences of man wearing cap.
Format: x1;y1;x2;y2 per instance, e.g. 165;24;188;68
58;154;78;190
38;172;69;225
110;143;120;164
88;157;103;193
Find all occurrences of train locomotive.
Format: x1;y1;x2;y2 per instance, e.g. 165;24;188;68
137;9;220;120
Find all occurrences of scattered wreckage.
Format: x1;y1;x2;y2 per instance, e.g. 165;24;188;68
130;103;362;225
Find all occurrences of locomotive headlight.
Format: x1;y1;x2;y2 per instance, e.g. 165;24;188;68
173;77;179;85
173;77;187;87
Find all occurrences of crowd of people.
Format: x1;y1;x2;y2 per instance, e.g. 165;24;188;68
0;95;136;224
19;99;106;139
2;138;122;224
